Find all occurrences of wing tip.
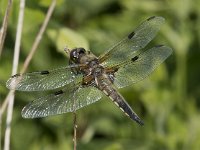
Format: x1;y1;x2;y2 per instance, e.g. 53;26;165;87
6;74;22;90
157;45;173;56
146;16;165;26
147;16;165;21
21;108;42;119
21;106;31;119
21;103;41;119
147;16;156;21
6;78;16;90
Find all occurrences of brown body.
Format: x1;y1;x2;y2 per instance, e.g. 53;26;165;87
68;48;143;125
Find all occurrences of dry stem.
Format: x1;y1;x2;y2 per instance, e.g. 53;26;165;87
3;0;25;150
0;0;57;116
2;0;56;150
73;112;77;150
21;0;57;73
0;0;13;57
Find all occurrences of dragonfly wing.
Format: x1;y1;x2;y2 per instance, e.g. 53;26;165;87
6;66;82;91
21;84;103;118
99;16;165;67
113;45;172;88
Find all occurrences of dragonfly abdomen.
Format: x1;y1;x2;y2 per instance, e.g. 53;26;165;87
109;89;144;125
97;76;144;125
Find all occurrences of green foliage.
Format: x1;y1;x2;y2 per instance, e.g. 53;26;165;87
47;27;89;52
1;0;200;149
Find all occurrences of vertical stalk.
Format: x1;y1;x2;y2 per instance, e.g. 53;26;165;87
21;0;57;73
4;0;25;150
73;112;77;150
0;0;13;57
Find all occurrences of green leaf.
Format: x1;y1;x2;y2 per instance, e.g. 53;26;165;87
47;27;89;53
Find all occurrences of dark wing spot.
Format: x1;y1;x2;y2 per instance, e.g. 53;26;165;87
40;70;50;75
12;73;21;78
147;16;156;21
155;45;164;48
131;56;139;62
128;31;135;39
54;90;64;95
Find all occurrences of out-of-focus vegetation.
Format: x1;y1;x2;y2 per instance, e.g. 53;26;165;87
1;0;200;149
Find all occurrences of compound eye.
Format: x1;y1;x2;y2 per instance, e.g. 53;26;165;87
78;48;86;54
70;48;86;63
70;49;78;61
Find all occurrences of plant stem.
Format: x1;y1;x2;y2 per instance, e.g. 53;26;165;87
4;0;25;150
0;0;13;57
73;112;77;150
21;0;57;73
0;0;57;118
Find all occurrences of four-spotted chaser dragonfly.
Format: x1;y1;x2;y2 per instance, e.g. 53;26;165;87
6;16;172;125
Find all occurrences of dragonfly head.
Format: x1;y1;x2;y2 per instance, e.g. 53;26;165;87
69;47;86;63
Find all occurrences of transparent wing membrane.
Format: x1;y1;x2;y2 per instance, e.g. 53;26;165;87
22;85;103;118
6;66;82;91
113;45;172;88
99;16;165;67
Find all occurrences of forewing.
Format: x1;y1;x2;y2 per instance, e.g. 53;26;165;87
6;66;82;91
99;16;165;67
113;45;172;88
21;84;103;118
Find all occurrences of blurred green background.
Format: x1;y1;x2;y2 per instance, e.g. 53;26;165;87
1;0;200;149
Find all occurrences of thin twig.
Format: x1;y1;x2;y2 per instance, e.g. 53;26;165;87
21;0;57;73
0;0;57;117
73;112;77;150
0;112;1;150
72;82;77;150
0;0;13;57
2;1;57;149
3;91;14;150
0;91;11;118
3;0;25;149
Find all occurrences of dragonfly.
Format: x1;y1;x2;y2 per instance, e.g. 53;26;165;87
6;16;172;125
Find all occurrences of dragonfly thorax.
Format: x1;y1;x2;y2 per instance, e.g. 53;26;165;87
81;59;103;77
